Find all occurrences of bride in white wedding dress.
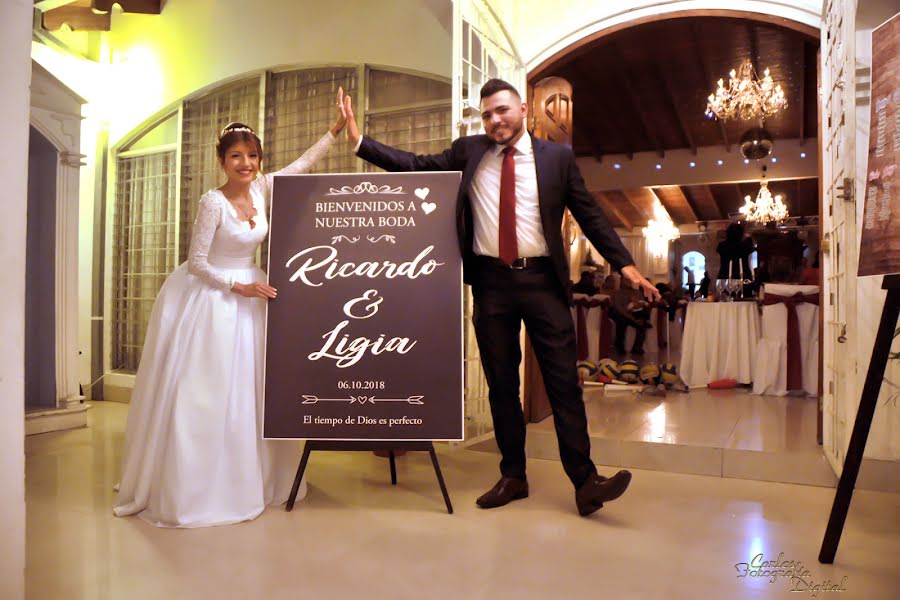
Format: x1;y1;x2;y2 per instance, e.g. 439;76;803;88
113;88;351;528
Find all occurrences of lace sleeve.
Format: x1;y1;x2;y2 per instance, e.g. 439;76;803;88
187;194;233;291
261;131;336;197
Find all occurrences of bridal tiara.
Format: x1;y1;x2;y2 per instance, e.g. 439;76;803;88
220;125;256;137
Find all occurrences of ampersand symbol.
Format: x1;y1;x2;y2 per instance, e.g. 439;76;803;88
343;289;383;320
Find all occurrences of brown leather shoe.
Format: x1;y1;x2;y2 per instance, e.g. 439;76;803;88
575;470;632;516
476;476;529;509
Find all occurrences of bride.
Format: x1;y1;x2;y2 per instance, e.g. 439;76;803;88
113;88;351;528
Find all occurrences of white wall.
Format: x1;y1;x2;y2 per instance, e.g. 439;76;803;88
1;1;31;598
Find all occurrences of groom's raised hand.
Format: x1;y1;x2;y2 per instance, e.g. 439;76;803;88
344;94;360;148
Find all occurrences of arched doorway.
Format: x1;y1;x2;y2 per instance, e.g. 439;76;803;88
520;8;826;477
25;62;86;434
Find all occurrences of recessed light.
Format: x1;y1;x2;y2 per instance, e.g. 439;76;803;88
655;164;662;170
744;159;750;164
771;157;778;163
800;152;806;158
689;161;696;168
613;163;621;170
717;160;724;166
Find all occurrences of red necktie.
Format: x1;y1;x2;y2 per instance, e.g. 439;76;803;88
499;146;518;265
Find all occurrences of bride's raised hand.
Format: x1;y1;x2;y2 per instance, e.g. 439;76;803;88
330;86;348;136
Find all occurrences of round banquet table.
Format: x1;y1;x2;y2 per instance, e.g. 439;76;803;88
679;301;761;387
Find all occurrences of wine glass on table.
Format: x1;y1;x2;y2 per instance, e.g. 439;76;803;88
715;278;727;301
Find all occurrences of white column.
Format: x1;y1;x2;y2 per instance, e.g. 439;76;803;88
0;1;32;598
57;151;85;408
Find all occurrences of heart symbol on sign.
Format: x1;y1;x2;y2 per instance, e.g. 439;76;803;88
414;187;430;200
421;202;436;215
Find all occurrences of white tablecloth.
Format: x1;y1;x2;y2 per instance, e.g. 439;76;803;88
680;302;761;386
752;284;820;396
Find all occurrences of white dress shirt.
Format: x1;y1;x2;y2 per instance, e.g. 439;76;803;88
353;133;549;258
469;132;548;258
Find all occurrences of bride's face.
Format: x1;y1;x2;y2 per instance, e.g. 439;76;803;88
220;141;260;184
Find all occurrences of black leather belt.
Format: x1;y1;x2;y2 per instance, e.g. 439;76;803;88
476;255;552;270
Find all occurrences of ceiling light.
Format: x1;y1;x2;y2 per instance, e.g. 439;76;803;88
706;60;787;121
739;166;789;224
642;201;680;258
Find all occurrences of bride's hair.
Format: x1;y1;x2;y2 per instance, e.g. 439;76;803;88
216;122;263;163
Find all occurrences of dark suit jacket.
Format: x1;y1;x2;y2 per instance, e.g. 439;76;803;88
358;133;634;293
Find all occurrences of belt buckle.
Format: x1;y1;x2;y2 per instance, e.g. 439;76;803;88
510;257;526;270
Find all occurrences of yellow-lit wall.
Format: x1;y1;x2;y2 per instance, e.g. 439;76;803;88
104;0;451;145
32;0;452;403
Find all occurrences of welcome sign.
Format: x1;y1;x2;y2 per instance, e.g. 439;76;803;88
264;173;463;440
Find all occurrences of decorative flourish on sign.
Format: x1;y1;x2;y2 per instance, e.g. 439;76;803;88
330;235;360;244
301;395;425;405
367;234;396;244
327;182;404;195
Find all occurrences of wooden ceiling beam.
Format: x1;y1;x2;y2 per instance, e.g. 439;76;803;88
621;187;661;224
42;2;110;31
691;22;732;152
654;185;699;225
747;23;761;77
575;67;636;159
735;183;747;210
612;42;667;158
684;185;724;221
575;114;610;162
592;191;633;231
653;60;698;155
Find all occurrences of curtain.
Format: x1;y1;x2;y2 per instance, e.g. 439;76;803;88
112;151;177;371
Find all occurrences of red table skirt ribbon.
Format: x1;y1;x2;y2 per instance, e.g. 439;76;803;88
574;297;611;361
760;292;819;391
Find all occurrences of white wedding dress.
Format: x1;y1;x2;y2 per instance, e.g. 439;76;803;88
113;132;335;528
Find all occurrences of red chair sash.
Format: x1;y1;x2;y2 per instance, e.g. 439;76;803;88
761;292;819;391
574;297;611;361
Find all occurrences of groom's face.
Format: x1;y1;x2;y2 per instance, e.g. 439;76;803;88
481;90;527;146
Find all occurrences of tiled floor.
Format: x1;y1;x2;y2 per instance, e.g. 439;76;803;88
24;401;900;599
580;386;819;451
511;387;841;487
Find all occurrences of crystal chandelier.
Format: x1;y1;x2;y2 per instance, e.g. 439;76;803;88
706;60;787;121
740;180;789;224
642;201;680;258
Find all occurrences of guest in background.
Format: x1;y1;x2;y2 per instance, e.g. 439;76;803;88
716;223;754;280
684;266;696;298
698;271;711;298
572;269;601;295
601;272;619;294
800;253;820;285
610;279;650;355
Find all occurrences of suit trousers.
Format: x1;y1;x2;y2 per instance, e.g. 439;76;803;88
471;257;597;489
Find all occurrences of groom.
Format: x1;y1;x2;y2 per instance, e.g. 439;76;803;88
342;79;660;516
